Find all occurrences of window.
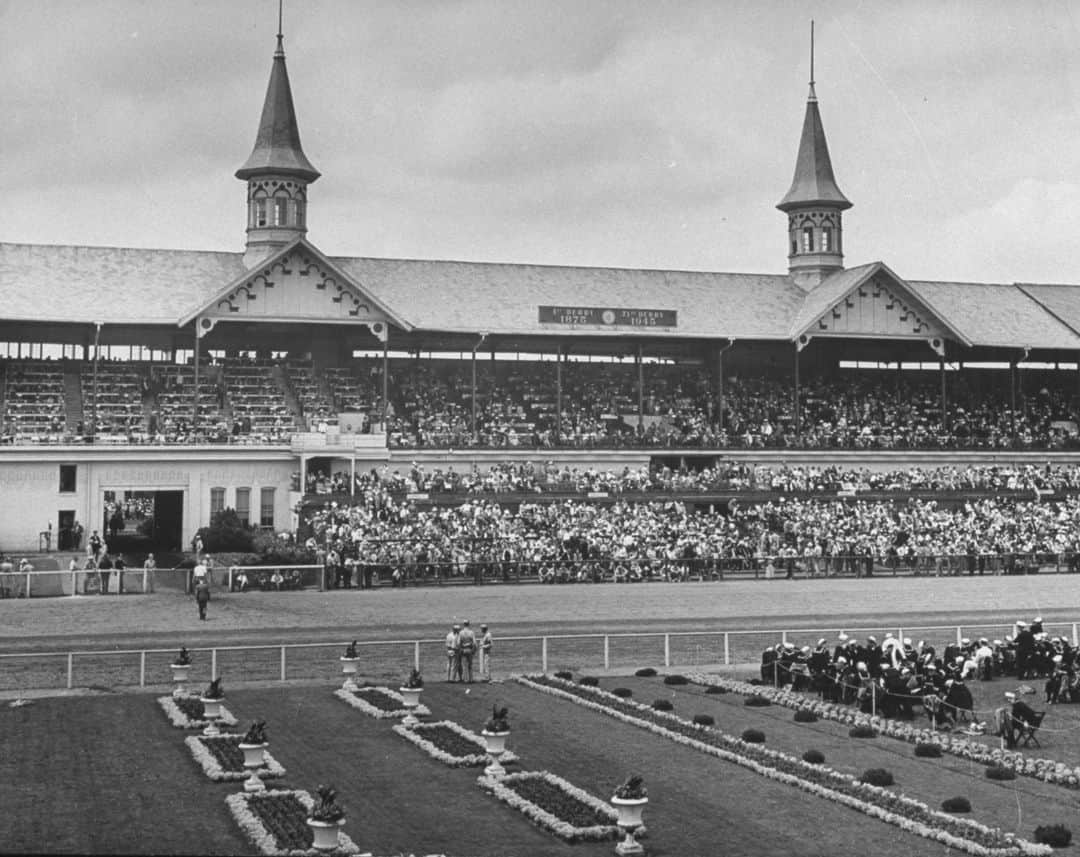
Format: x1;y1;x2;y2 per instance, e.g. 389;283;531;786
210;487;225;518
293;198;305;228
791;238;797;255
59;465;76;493
253;198;268;228
274;197;288;227
802;227;813;253
260;487;276;529
820;228;831;253
235;488;251;526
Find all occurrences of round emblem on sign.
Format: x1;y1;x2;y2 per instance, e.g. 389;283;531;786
601;310;616;325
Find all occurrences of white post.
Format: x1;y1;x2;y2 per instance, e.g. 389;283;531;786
956;626;963;644
142;568;148;594
280;646;286;681
67;652;73;689
414;641;421;671
604;635;610;670
139;651;146;687
723;633;730;666
664;634;671;668
71;569;77;597
542;637;548;673
25;571;31;597
228;566;234;592
211;648;218;680
1073;623;1078;647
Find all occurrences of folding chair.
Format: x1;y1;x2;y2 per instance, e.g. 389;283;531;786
1016;711;1046;748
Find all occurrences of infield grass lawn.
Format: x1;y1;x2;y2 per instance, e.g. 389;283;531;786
1;678;981;857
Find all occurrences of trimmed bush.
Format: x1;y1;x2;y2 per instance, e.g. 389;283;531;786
611;687;633;698
848;725;877;738
652;699;674;711
1034;824;1073;848
634;667;657;677
744;695;771;707
554;671;573;681
793;708;818;723
663;674;689;685
704;685;728;695
749;678;764;686
941;797;972;813
802;749;825;765
914;742;942;758
859;768;895;787
578;676;599;687
741;728;765;744
985;765;1017;781
692;714;715;727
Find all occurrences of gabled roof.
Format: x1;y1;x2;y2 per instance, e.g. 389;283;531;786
908;279;1080;350
789;262;970;345
235;35;320;183
1016;284;1080;339
776;86;851;213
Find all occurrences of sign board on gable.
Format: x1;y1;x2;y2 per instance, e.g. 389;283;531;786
538;306;677;327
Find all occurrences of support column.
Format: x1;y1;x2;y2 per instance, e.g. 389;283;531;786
381;337;389;438
192;323;200;438
793;343;801;435
939;358;947;433
471;347;478;441
637;344;644;431
1010;359;1018;436
91;321;103;441
555;346;563;442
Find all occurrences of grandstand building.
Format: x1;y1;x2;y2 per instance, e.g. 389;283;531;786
2;26;1080;553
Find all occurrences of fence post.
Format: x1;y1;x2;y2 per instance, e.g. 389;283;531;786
280;646;287;681
211;648;218;679
1073;623;1078;647
414;641;421;671
956;626;962;645
26;571;31;597
71;570;77;597
542;637;548;674
723;632;730;666
604;635;610;671
67;652;73;689
664;634;671;668
139;651;146;687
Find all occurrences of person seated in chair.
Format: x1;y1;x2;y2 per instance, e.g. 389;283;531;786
1004;691;1040;748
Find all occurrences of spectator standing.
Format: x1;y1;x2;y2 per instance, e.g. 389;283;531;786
98;554;112;594
72;520;84;551
88;530;102;562
114;555;126;594
143;553;156;594
445;624;460;682
195;578;210;620
458;620;477;683
479;624;493;682
192;559;208;593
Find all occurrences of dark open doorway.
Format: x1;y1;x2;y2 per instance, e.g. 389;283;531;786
102;490;183;553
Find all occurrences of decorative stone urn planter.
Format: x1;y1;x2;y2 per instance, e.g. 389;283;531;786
306;817;345;851
238;742;267;792
481;730;510;777
200;697;224;736
399;686;423;728
340;657;361;691
170;663;191;697
610;796;647;855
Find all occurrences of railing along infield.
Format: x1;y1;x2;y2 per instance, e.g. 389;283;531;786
5;620;1080;694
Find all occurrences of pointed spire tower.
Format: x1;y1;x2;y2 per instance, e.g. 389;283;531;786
237;7;320;269
777;22;851;289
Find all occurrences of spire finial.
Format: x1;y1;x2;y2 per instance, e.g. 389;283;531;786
275;0;284;55
807;20;817;102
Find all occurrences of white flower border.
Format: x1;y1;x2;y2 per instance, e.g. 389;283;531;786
333;686;432;720
392;720;521;768
226;789;362;856
685;673;1080;790
477;770;619;842
185;734;286;782
516;675;1050;857
157;694;239;729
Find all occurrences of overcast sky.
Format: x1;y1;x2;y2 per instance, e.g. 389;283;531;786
3;0;1080;284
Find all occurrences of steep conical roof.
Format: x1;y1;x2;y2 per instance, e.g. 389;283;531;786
776;84;850;212
236;35;320;183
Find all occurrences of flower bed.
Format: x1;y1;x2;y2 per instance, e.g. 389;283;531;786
476;770;619;842
392;720;520;768
184;734;286;782
226;789;361;855
685;673;1080;791
333;686;431;720
157;694;238;730
517;674;1050;857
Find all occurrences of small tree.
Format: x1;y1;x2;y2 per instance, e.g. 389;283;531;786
196;509;254;553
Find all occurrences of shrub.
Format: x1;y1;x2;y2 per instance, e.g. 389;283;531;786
744;695;771;707
704;685;728;695
941;797;971;813
692;714;715;727
802;749;825;765
793;708;818;723
749;678;764;686
848;725;877;738
1034;824;1073;848
578;676;599;687
554;670;573;681
985;765;1016;781
663;674;689;685
914;742;942;758
634;667;657;677
652;699;674;711
741;728;765;743
196;508;254;554
612;687;633;698
859;768;895;787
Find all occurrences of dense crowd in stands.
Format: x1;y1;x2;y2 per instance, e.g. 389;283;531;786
300;488;1080;585
4;356;1080;449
